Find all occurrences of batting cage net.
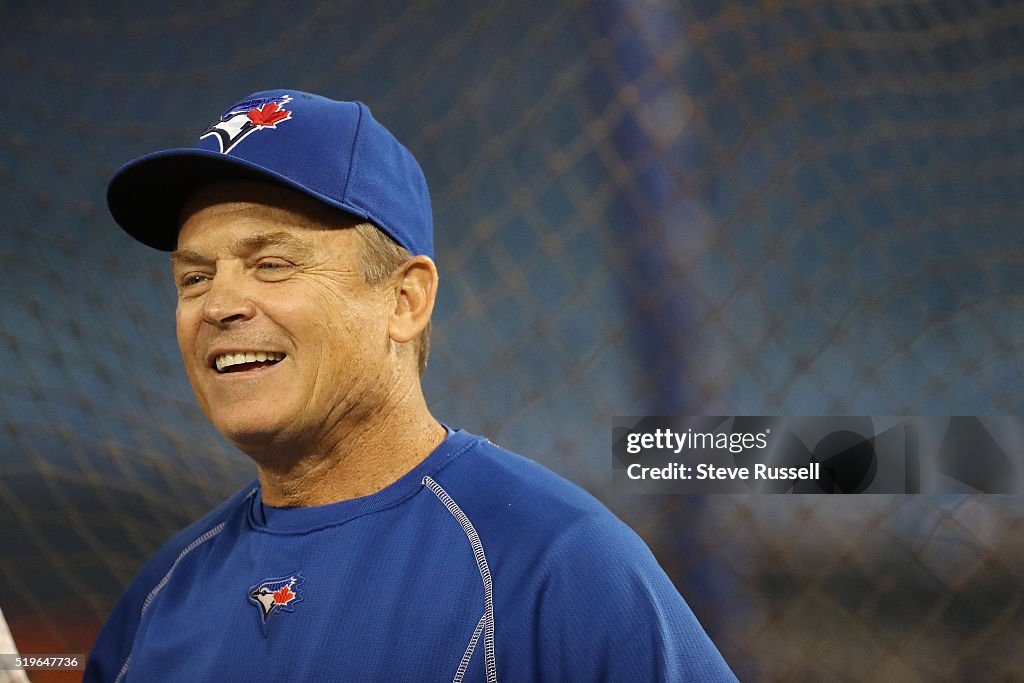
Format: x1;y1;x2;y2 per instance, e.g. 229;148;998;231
2;0;1024;680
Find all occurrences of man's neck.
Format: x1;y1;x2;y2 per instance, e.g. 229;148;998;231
252;385;446;508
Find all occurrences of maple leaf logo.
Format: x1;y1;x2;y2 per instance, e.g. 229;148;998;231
247;102;291;128
273;585;295;605
201;95;294;153
248;572;304;636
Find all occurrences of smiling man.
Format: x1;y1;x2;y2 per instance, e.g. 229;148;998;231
85;90;736;682
170;184;443;507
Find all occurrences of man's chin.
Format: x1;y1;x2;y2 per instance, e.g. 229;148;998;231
210;415;290;453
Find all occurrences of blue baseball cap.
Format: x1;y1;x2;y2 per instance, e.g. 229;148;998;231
107;89;433;257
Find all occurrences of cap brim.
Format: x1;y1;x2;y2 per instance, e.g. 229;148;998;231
107;148;370;251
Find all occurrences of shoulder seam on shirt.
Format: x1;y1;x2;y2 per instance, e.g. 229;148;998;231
114;521;227;683
422;475;497;683
426;435;487;481
113;655;130;683
140;520;227;616
113;489;250;683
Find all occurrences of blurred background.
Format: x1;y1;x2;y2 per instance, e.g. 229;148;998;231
2;0;1023;680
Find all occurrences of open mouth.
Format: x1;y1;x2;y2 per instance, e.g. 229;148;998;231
214;351;286;374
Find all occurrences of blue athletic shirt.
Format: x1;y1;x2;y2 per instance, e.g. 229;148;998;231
85;428;737;681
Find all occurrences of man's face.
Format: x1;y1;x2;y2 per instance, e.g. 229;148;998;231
172;181;391;455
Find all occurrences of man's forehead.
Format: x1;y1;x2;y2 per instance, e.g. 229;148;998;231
179;180;361;233
175;180;364;251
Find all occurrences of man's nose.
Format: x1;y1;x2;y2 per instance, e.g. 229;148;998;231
201;271;256;325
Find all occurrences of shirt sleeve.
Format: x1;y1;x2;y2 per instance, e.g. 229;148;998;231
83;533;188;683
83;573;149;683
529;513;738;682
84;483;255;682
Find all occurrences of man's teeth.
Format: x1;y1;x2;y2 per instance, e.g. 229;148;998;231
215;351;285;372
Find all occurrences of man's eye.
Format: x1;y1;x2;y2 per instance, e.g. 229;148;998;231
255;260;294;277
182;274;209;287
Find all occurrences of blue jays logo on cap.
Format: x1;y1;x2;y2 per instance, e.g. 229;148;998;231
248;572;305;636
108;89;434;257
201;94;293;154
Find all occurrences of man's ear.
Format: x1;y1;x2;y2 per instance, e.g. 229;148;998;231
388;255;438;343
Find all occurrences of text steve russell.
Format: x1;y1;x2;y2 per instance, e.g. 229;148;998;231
626;462;821;481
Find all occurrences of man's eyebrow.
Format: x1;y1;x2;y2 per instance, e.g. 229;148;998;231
170;248;209;268
236;230;315;256
170;231;315;267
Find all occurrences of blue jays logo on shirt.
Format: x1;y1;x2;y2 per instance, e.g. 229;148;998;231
248;573;305;636
201;94;293;154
